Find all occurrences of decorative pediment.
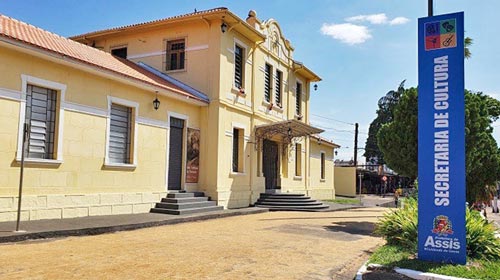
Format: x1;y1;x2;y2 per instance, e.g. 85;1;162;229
261;19;294;60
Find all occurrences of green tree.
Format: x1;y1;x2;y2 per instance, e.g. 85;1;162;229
377;88;500;203
378;89;500;202
364;80;405;164
377;87;418;178
464;92;500;202
465;37;473;59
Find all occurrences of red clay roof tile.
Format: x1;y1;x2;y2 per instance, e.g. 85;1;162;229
0;14;208;104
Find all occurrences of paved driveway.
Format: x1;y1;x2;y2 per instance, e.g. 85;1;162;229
0;208;386;280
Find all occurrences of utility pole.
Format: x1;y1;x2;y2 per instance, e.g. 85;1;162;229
428;0;433;16
15;123;29;232
353;123;359;166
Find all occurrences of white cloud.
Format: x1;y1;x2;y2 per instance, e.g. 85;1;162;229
346;13;388;25
346;13;410;26
320;23;372;45
390;17;410;25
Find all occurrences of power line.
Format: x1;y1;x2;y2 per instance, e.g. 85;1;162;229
314;124;356;134
311;113;355;126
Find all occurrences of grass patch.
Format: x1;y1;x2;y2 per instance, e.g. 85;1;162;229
324;198;360;205
369;244;500;280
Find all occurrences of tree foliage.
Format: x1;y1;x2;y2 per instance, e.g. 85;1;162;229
364;80;405;164
464;92;500;202
377;87;418;178
465;37;473;59
377;89;500;202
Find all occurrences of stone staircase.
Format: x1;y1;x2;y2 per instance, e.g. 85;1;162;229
254;193;330;211
150;192;223;215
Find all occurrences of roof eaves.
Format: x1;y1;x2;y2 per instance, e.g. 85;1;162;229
69;7;229;40
137;62;210;103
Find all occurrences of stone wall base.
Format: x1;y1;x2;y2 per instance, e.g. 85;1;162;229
0;192;167;222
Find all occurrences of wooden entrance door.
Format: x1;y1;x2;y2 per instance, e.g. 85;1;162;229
168;117;184;190
263;139;279;190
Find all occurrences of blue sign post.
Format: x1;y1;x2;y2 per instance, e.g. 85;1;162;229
417;12;466;264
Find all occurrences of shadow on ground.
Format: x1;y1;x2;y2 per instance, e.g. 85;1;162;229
324;221;377;236
260;216;380;221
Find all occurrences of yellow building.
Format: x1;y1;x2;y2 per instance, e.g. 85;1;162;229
0;8;337;221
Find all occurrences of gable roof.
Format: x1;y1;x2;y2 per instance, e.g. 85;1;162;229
0;14;209;105
70;7;265;43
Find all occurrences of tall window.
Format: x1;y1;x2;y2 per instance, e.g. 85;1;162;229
296;82;302;116
234;45;244;89
109;103;133;164
275;70;282;106
166;39;185;71
264;63;272;103
232;128;244;172
321;152;326;180
25;85;57;159
295;143;302;177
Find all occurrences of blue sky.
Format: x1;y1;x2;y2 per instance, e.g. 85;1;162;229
2;0;499;162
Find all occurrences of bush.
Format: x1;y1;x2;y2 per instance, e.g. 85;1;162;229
466;209;500;260
375;198;500;260
375;197;418;250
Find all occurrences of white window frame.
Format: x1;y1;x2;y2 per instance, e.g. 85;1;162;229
164;37;187;72
320;150;326;181
105;96;139;168
295;80;303;118
233;38;248;91
16;74;66;165
263;63;273;104
230;122;246;175
294;142;303;179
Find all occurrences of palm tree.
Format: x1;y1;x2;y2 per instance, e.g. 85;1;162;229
465;37;473;59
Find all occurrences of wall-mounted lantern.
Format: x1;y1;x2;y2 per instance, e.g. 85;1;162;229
153;92;160;110
221;22;228;33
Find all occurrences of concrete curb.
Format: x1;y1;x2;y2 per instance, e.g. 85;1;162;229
357;263;473;280
354;261;368;280
0;208;268;243
394;267;472;280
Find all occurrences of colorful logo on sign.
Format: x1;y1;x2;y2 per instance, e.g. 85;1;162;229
425;19;457;51
432;215;454;236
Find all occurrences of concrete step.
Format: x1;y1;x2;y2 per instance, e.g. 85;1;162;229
155;201;217;210
166;192;205;198
255;204;330;210
161;197;209;203
150;205;224;215
255;201;323;206
256;198;317;203
260;193;307;197
259;194;311;200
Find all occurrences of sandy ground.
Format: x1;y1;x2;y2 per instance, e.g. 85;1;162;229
0;208;387;280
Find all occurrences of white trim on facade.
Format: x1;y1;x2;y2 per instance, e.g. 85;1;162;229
126;45;208;60
136;116;169;129
16;74;66;163
105;96;139;168
63;101;108;118
0;87;22;101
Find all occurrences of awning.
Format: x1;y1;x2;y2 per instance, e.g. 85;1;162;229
255;119;324;141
